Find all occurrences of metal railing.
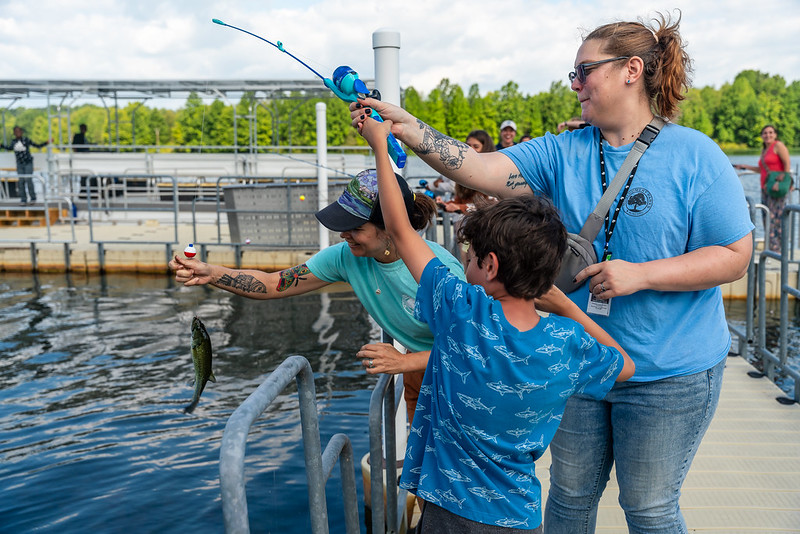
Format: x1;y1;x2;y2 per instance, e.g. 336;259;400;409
219;355;360;534
728;202;800;403
84;175;180;272
366;331;409;534
0;174;77;271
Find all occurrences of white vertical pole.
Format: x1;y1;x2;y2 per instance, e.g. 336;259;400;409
373;28;409;460
372;29;401;106
373;29;402;175
316;102;329;249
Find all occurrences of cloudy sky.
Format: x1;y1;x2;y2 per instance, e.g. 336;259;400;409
0;0;798;106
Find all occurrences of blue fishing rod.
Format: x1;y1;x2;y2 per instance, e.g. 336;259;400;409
212;18;407;168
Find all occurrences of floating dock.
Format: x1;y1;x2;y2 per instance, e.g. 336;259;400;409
534;355;800;532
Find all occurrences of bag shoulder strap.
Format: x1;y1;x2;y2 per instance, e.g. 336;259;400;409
578;116;666;240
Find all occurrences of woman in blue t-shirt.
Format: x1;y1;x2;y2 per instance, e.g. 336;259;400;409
169;169;465;420
351;11;753;533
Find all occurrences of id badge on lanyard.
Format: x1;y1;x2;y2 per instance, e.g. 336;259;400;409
587;251;612;316
586;134;638;317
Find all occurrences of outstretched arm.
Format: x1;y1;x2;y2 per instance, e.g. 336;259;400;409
733;163;759;173
360;117;433;283
169;255;330;299
351;98;525;200
536;285;635;382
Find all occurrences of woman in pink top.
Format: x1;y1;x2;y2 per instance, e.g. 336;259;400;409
736;125;792;251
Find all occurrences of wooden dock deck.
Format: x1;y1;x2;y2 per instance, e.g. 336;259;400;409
535;355;800;532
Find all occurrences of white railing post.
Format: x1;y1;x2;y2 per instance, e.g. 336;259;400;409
316;102;329;249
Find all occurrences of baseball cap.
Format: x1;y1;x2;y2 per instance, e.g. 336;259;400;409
315;169;415;232
500;120;517;131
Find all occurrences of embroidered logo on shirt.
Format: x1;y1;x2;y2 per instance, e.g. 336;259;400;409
623;187;653;216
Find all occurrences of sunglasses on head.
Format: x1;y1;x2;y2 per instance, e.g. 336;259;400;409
568;56;630;84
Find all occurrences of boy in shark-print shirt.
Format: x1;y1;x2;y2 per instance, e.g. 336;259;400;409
359;116;634;532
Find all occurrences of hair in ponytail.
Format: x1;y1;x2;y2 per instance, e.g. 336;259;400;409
585;10;692;119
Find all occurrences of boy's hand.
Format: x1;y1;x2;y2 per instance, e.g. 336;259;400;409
534;284;574;315
359;117;392;149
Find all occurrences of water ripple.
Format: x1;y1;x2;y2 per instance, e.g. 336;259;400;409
0;273;376;533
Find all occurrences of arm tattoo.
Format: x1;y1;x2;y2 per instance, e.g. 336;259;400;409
276;264;311;292
216;273;268;294
505;172;529;191
414;119;468;171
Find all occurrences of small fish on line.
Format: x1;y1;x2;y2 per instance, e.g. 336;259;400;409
184;316;216;413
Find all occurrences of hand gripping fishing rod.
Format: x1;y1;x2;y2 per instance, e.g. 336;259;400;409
212;19;407;168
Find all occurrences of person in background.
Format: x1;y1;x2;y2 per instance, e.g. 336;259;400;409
359;113;634;533
439;130;498;266
465;129;496;154
422;175;455;199
169;170;465;421
72;123;94;198
734;124;792;252
2;126;49;205
496;119;517;150
351;10;753;533
440;129;497;213
72;124;90;152
520;134;533;142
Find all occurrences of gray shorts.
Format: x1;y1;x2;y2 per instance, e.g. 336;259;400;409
417;501;542;533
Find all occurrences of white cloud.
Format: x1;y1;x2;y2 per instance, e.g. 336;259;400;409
0;0;798;103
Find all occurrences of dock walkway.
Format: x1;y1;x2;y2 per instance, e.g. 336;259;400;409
535;355;800;532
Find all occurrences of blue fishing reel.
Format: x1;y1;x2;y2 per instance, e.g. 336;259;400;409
325;66;407;168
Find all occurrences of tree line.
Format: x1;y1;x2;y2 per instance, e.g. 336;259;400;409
3;69;797;154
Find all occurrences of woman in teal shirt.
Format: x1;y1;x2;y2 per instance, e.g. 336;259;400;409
169;169;465;418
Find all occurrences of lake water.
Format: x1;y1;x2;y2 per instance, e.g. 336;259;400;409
0;272;379;533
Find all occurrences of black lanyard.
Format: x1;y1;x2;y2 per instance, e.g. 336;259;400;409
598;134;640;260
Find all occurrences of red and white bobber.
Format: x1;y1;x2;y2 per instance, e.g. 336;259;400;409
184;243;197;258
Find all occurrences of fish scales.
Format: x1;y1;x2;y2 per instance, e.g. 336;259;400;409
184;316;216;413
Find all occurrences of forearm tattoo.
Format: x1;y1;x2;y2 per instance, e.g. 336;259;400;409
414;119;468;170
276;264;311;292
216;273;267;294
505;172;529;191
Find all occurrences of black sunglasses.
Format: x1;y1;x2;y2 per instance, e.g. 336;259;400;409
568;56;630;84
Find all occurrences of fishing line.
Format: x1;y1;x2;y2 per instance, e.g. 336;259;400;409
212;19;328;81
212;17;408;168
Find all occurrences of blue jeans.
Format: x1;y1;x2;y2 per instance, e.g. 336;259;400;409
17;162;35;203
544;358;725;534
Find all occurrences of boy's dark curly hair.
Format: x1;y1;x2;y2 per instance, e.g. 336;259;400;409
457;195;567;299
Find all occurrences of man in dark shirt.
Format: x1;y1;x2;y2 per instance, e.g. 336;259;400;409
2;126;48;204
72;124;90;152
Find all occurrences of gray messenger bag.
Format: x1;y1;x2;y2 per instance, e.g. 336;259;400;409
554;117;665;293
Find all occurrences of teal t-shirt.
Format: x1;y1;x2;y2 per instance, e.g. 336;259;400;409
306;240;465;352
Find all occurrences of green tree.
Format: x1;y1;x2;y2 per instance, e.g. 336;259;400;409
715;77;759;145
535;81;579;135
494;81;525;141
677;88;714;137
778;81;800;147
173;92;208;150
425;87;447;135
403;87;426;123
445;84;472;142
467;83;498;135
